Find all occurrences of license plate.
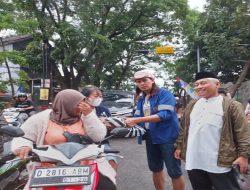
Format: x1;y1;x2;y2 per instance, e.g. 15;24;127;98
30;166;91;187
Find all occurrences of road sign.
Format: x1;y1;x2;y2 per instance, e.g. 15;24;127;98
40;88;49;100
41;79;50;88
155;46;174;54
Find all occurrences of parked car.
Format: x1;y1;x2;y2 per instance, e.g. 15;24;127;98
102;90;134;117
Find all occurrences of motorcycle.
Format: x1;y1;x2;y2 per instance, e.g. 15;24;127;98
0;120;22;155
10;127;133;190
0;125;28;190
0;107;25;153
2;116;145;190
0;107;28;125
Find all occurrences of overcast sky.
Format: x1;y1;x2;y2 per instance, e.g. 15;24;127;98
188;0;206;12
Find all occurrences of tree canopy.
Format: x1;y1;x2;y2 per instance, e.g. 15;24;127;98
175;0;250;97
1;0;188;90
0;1;29;95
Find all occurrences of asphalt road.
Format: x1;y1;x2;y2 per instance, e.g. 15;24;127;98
110;137;193;190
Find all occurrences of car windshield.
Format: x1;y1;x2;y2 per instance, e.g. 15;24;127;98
102;90;134;108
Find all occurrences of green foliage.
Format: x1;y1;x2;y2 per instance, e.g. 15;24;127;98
0;78;7;93
24;41;43;74
0;0;189;89
0;51;26;66
16;70;30;91
175;0;250;84
198;0;250;82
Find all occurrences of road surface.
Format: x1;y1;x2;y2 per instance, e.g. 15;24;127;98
110;137;192;190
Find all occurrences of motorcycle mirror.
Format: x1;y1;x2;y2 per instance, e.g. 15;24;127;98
98;128;130;147
110;128;130;138
0;125;24;137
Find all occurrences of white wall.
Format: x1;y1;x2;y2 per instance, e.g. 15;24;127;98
0;43;20;93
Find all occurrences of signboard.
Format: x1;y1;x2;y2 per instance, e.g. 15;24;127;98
41;79;50;88
155;46;174;54
40;88;49;100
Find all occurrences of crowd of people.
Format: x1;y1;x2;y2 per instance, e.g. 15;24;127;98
9;70;250;190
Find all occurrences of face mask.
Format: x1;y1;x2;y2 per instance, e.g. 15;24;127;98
87;97;103;107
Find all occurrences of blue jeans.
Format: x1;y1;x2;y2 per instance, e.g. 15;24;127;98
145;132;182;178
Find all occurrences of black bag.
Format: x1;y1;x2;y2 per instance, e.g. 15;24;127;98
63;131;93;144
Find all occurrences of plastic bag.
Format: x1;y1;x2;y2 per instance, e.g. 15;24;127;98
233;165;250;190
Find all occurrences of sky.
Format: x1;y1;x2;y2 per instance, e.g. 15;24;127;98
188;0;206;12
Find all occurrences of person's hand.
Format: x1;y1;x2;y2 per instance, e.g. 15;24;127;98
78;101;92;116
174;149;182;160
99;117;114;130
99;117;106;123
124;118;137;128
13;146;32;160
233;156;249;173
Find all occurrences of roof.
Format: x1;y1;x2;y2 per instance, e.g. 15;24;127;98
0;35;32;46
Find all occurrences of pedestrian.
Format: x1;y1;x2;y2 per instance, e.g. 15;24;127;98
174;71;250;190
174;94;183;121
82;85;118;171
124;70;185;190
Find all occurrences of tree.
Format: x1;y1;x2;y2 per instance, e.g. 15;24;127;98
10;0;188;89
200;0;250;97
0;0;30;96
175;9;201;83
175;0;250;97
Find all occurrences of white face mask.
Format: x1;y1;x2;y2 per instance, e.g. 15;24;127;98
87;97;103;107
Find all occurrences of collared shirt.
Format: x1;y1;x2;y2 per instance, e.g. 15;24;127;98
134;88;179;144
186;95;231;173
143;96;151;129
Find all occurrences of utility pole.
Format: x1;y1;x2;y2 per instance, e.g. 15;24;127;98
0;37;15;96
196;31;200;72
42;40;49;88
41;40;51;107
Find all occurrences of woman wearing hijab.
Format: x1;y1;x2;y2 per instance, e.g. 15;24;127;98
11;89;116;189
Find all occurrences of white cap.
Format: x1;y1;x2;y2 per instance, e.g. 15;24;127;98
133;70;155;81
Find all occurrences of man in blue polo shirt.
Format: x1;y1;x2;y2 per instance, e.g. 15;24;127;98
125;70;185;190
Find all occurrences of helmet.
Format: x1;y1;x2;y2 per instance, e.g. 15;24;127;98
17;93;27;98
